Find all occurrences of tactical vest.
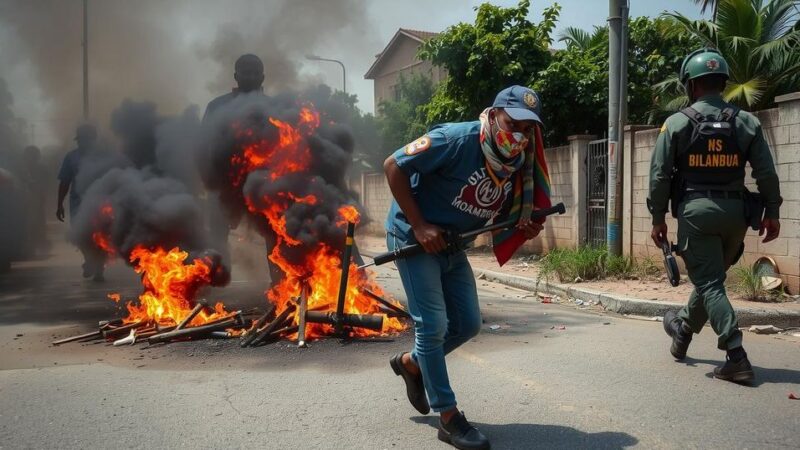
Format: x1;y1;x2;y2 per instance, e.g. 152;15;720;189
678;106;745;185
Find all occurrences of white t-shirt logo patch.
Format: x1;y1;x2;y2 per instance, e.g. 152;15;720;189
451;168;511;220
475;177;502;207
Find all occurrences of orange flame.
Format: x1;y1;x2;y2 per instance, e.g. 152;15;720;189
337;205;361;226
230;104;408;340
267;243;406;338
112;246;230;326
91;203;116;257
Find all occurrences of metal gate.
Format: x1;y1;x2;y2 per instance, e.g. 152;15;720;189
587;139;608;247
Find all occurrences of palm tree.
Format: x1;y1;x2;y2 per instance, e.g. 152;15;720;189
693;0;720;19
557;26;606;51
656;0;800;112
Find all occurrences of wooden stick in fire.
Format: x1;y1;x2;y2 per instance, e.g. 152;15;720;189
174;302;206;331
101;320;146;339
334;221;356;336
146;317;237;345
297;284;309;347
260;325;299;345
250;303;296;346
239;304;275;347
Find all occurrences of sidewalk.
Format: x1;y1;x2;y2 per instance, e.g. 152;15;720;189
356;234;800;329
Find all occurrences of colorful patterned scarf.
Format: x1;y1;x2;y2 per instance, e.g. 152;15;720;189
478;108;526;180
490;123;552;266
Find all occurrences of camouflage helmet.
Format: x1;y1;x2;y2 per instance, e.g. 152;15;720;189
679;48;730;83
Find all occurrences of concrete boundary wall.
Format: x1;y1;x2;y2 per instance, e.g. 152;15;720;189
359;92;800;293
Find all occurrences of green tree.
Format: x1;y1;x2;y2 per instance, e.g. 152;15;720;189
418;0;560;124
534;17;697;143
658;0;800;111
376;73;434;161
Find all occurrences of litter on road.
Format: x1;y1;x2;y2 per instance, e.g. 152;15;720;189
748;325;783;334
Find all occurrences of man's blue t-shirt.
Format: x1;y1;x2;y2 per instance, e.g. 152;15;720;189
57;148;85;218
385;121;513;242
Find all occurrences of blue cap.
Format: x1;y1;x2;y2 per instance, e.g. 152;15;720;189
492;85;542;124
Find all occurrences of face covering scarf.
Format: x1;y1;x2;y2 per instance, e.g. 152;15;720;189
479;108;552;266
479;108;527;182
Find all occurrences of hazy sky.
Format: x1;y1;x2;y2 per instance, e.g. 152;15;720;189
0;0;703;147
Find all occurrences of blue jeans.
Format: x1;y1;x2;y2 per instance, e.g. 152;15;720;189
387;233;482;412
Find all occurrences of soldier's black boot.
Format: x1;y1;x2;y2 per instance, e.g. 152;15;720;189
714;347;755;384
438;411;490;450
663;310;693;360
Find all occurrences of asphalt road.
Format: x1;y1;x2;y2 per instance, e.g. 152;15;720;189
1;238;798;449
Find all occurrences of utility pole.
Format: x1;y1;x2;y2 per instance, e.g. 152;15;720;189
607;0;628;256
82;0;89;120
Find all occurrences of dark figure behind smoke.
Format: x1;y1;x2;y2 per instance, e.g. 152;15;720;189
201;82;366;274
200;53;285;287
57;124;109;281
65;101;227;286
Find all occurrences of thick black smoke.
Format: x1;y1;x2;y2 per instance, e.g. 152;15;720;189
68;100;221;278
201;89;364;268
0;0;380;143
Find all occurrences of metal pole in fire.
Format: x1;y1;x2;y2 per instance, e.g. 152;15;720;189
82;0;89;120
334;222;356;335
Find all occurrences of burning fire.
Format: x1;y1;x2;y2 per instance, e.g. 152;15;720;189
109;246;230;326
232;105;408;339
92;203;116;257
265;207;406;338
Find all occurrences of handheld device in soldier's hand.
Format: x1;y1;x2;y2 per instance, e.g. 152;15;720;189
661;240;680;287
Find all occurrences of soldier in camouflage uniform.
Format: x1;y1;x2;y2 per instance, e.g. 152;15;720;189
648;48;782;384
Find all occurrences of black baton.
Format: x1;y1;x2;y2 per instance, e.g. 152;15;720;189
365;202;566;268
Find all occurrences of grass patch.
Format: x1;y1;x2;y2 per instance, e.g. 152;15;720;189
730;264;783;302
538;245;661;283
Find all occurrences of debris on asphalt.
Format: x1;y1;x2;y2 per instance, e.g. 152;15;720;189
541;297;552;304
477;272;486;280
603;322;611;325
489;325;501;331
574;299;585;306
574;276;583;283
624;314;662;322
550;325;566;331
789;392;799;400
748;325;783;335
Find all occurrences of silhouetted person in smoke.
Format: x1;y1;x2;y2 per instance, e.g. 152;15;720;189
22;145;49;255
56;124;105;281
202;53;285;288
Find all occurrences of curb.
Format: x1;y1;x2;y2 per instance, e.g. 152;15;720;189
473;268;800;329
359;247;800;328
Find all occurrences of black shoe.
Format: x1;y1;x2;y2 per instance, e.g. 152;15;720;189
438;411;490;450
714;356;755;384
390;352;430;415
663;310;692;360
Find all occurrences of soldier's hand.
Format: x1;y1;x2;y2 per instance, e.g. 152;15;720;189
56;204;65;223
412;222;447;254
760;218;780;243
651;223;668;248
518;220;544;239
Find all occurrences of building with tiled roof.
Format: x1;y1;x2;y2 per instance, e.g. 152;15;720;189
364;28;446;113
